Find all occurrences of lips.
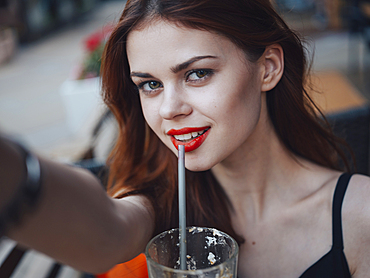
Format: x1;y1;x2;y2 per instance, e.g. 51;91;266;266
167;126;210;152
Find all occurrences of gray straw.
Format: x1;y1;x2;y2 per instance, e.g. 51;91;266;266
178;145;187;270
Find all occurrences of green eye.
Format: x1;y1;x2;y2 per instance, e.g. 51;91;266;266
148;81;161;89
187;69;213;82
195;70;208;78
138;80;163;94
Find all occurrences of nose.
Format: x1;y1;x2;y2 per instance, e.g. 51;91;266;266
159;86;192;120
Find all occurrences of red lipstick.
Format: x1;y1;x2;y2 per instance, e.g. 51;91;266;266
168;126;210;152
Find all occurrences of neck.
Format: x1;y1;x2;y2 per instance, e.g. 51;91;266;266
211;105;310;222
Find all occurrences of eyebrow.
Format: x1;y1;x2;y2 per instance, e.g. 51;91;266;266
130;72;154;78
170;55;217;73
130;55;217;78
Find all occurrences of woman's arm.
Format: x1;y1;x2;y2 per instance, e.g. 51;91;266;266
0;137;154;274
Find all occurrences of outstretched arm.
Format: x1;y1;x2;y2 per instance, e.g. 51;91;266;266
0;137;154;274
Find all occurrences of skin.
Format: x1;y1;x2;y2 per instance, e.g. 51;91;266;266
127;20;370;277
1;18;370;277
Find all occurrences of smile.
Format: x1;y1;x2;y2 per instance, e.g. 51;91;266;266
167;126;211;152
173;129;208;142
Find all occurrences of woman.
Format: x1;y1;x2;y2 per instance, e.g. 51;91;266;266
1;0;370;277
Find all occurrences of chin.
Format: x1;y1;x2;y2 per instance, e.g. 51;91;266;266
165;142;217;171
185;159;217;172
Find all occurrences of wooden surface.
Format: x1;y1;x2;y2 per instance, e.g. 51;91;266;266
308;71;368;114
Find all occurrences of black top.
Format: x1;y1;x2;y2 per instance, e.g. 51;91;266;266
299;173;352;278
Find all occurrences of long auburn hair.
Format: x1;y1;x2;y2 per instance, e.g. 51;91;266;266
101;0;351;244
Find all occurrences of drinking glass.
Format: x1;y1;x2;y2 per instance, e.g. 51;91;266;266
145;227;239;278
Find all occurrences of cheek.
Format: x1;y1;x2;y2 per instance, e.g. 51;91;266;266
216;78;262;138
212;77;261;118
226;96;261;136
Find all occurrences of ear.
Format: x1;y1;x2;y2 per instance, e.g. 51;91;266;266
260;44;284;92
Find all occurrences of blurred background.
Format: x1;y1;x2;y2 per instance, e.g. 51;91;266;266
0;0;124;163
0;0;370;277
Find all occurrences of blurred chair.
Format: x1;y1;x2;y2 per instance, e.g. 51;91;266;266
327;105;370;175
310;70;370;175
346;0;370;58
346;0;370;34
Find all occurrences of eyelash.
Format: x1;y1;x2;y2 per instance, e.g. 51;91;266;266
136;69;214;95
137;81;162;94
186;69;214;82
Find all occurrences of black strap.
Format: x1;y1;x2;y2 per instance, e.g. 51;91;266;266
45;262;62;278
332;173;352;249
0;140;42;237
0;244;26;278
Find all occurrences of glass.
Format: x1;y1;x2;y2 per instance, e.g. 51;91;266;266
145;227;239;278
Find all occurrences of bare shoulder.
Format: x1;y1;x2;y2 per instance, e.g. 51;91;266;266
343;174;370;237
344;174;370;214
342;174;370;276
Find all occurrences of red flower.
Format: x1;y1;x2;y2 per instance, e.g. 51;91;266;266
85;33;102;52
84;24;114;52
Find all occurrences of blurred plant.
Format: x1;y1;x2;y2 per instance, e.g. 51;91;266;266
76;24;114;80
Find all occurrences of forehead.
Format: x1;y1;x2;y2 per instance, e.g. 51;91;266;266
126;20;243;71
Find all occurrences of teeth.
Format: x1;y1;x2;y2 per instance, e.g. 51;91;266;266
173;129;207;141
183;133;192;140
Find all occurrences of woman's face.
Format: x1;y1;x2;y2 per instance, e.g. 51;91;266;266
127;20;265;171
